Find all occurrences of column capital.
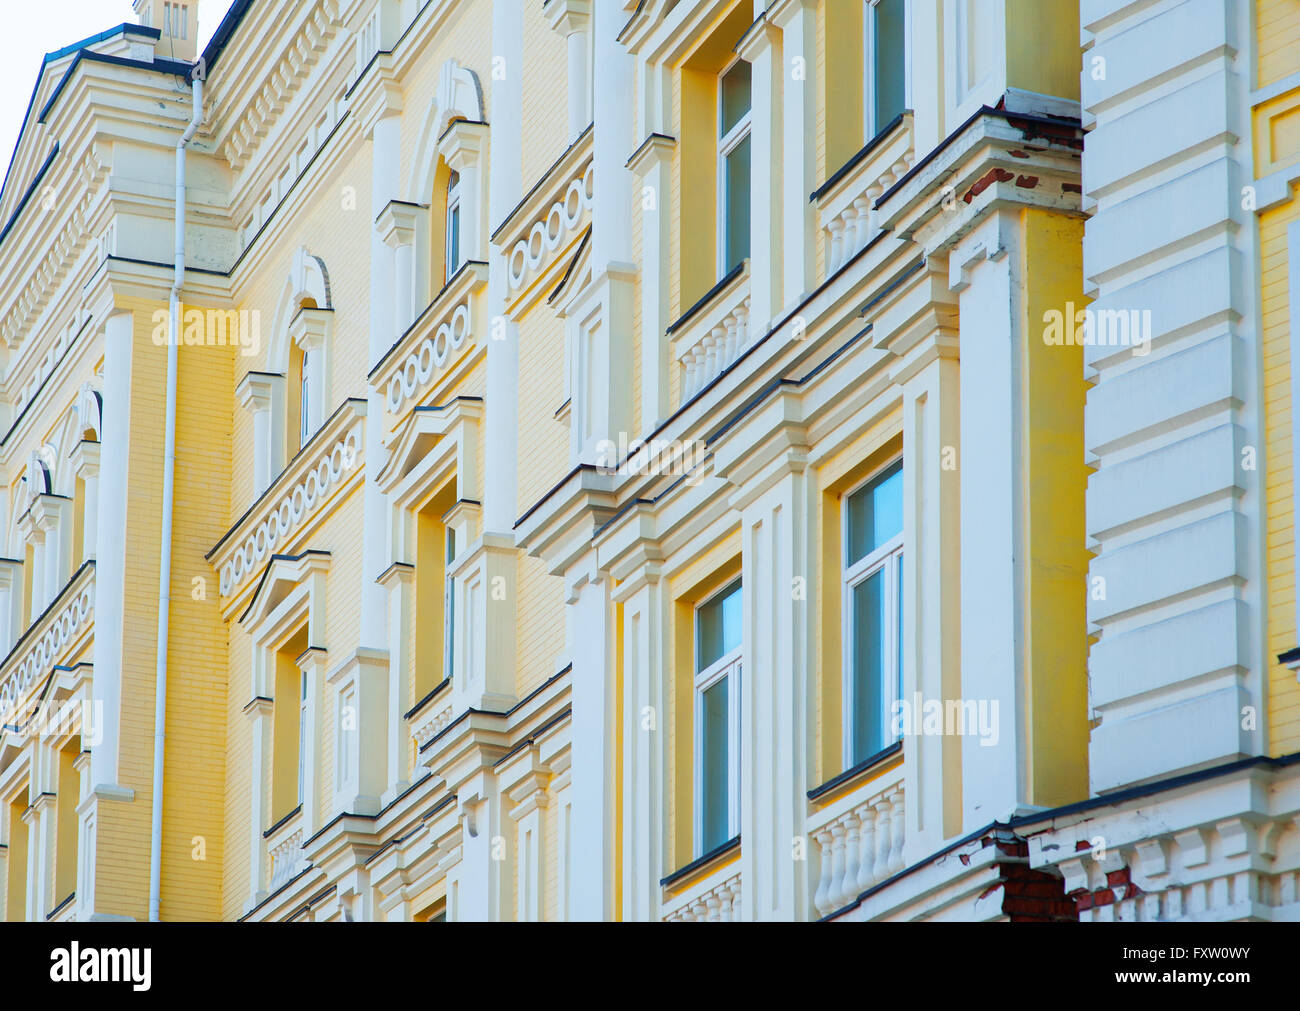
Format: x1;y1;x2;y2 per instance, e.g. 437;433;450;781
375;199;426;250
436;119;489;174
544;0;592;36
70;439;101;481
288;306;333;354
768;0;820;31
236;370;286;415
626;133;676;179
736;13;781;64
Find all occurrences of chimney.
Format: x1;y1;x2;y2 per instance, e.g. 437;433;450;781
133;0;199;63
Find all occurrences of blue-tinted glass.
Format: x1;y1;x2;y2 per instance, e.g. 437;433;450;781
720;61;751;137
851;569;888;763
701;676;730;851
724;134;751;273
697;581;742;671
872;0;906;130
847;462;903;564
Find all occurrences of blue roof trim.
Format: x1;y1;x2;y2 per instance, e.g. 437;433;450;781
37;50;193;125
198;0;256;80
45;22;160;63
1;21;179;213
0;143;59;248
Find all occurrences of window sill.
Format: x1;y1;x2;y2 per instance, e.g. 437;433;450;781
807;740;903;804
660;834;740;890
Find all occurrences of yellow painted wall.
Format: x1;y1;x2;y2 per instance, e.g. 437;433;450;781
1019;208;1089;808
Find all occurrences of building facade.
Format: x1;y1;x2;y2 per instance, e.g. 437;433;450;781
0;0;1296;923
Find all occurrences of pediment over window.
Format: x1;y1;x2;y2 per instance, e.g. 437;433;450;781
239;550;330;630
376;397;482;505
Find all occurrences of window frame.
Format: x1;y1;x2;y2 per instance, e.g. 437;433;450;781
299;348;314;449
693;580;743;857
864;0;911;140
716;56;752;279
445;170;462;283
297;667;308;807
841;460;905;769
443;525;457;683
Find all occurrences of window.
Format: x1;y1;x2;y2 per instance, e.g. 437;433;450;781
299;348;314;449
445;170;462;282
717;59;751;277
444;526;456;682
844;461;904;765
695;579;742;854
297;670;308;807
866;0;906;137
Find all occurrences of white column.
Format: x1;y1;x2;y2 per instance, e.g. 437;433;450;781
437;122;488;264
628;135;675;430
546;0;592;141
297;648;326;840
566;560;615;920
617;569;668;921
88;309;132;793
71;442;100;562
770;0;818;309
737;446;814;920
901;345;962;862
484;0;523;535
237;372;284;499
738;16;784;333
951;211;1030;828
244;695;273;911
363;113;401;649
378;563;414;804
0;560;22;653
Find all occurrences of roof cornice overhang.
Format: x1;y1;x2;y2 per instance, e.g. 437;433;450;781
876;106;1085;257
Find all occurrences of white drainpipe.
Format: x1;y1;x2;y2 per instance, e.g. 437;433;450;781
149;73;204;923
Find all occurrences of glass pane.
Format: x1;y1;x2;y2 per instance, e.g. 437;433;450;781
720;60;752;137
896;553;904;705
697;580;742;671
724;134;751;273
447;204;461;275
851;568;889;763
872;0;906;129
847;461;903;564
701;676;730;851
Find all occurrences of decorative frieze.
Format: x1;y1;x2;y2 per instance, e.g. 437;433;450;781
0;565;94;725
212;400;366;598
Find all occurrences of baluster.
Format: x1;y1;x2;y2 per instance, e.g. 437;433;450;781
827;217;845;273
851;195;873;256
828;822;848;912
722;316;739;368
856;804;877;892
705;325;725;381
874;799;893;881
734;302;750;351
705;893;722;922
888;789;906;874
813;829;835;915
836;813;862;909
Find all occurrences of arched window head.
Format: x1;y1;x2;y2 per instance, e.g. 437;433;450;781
445;170;462;283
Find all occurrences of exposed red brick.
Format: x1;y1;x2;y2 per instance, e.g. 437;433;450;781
1015;175;1039;189
964;167;1015;203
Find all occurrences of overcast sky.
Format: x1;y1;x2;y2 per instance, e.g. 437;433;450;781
0;0;235;183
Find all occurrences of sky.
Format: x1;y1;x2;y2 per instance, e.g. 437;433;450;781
0;0;236;183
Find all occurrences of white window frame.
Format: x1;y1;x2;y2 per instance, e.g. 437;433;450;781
444;525;457;683
297;668;308;806
693;582;742;857
864;0;911;140
299;348;314;448
716;56;752;279
445;171;462;283
841;461;904;768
